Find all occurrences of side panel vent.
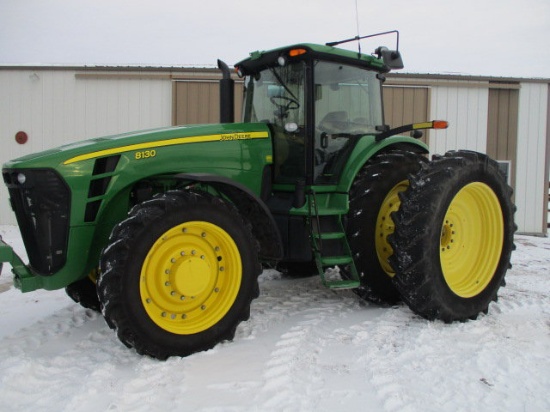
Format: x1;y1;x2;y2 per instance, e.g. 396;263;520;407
93;155;120;176
84;155;121;222
88;177;112;198
84;200;102;222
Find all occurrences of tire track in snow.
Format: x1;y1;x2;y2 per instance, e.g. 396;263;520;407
0;305;123;411
251;271;373;411
337;287;550;412
258;314;325;411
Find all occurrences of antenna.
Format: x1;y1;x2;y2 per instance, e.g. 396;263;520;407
326;30;400;52
354;0;361;54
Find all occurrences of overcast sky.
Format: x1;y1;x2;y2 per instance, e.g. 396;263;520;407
0;0;549;78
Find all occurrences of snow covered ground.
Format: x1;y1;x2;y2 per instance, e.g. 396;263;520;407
0;225;548;412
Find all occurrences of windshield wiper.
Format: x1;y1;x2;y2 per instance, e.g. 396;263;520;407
269;67;299;102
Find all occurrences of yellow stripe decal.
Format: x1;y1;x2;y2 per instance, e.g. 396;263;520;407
63;131;269;165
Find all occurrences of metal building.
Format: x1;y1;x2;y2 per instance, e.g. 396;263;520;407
0;66;548;234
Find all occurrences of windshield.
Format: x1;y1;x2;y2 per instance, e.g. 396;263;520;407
242;63;305;127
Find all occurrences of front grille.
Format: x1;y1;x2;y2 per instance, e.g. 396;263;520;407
3;168;70;275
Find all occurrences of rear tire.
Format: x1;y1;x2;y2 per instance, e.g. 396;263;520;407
97;190;261;359
346;150;427;304
389;150;516;321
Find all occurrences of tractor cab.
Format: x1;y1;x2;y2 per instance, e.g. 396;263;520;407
233;42;406;274
236;43;391;186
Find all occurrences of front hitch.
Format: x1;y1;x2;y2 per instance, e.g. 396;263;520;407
0;237;37;291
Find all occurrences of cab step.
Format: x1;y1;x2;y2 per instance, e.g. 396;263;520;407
323;279;361;289
321;255;353;267
307;190;361;290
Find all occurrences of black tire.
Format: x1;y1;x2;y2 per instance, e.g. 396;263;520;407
65;275;101;312
389;150;516;322
346;150;427;304
97;190;261;359
276;260;318;278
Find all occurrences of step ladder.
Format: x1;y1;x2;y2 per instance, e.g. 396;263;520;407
307;191;361;289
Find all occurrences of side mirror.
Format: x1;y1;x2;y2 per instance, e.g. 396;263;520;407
375;47;404;70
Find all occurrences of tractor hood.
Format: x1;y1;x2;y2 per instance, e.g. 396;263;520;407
3;123;270;170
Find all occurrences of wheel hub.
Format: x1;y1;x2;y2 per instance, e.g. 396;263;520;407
439;182;504;298
140;221;242;334
173;255;211;297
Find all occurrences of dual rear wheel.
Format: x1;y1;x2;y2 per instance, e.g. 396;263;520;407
348;150;515;321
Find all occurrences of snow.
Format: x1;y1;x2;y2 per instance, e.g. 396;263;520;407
0;225;549;412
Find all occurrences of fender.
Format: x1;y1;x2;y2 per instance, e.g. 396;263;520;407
175;172;283;261
336;135;429;193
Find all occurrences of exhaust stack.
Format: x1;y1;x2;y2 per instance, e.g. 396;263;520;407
217;59;234;123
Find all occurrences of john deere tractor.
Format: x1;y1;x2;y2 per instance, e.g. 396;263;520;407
0;33;515;359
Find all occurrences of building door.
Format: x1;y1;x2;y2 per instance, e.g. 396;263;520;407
173;80;243;125
486;86;519;189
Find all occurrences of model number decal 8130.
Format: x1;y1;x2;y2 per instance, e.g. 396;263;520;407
135;149;156;160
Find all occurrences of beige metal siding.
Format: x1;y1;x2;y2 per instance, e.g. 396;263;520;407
173;80;243;125
487;88;519;189
383;86;429;127
174;81;219;124
383;86;429;144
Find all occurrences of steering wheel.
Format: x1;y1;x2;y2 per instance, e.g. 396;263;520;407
270;96;300;114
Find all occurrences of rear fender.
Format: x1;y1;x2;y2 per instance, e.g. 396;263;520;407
336;136;428;193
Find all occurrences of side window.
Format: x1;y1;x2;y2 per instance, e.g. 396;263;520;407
313;61;383;183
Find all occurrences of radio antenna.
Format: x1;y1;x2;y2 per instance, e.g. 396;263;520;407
326;30;400;52
354;0;361;54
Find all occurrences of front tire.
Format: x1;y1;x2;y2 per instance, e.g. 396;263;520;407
389;151;516;322
97;190;261;359
65;275;101;311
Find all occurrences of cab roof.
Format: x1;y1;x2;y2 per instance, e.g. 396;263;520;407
235;43;388;76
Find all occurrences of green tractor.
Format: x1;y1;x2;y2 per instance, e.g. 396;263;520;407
0;33;515;359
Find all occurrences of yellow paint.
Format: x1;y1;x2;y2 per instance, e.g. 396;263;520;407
64;131;269;165
140;221;242;335
412;122;433;130
376;180;409;277
440;182;504;298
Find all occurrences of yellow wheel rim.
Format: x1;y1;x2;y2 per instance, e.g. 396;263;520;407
376;180;409;277
140;221;242;335
440;182;504;298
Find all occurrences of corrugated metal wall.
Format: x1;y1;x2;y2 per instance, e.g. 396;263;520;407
487;87;519;190
173;80;243;125
383;86;429;144
515;82;549;234
0;68;172;224
429;82;489;155
0;68;548;234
